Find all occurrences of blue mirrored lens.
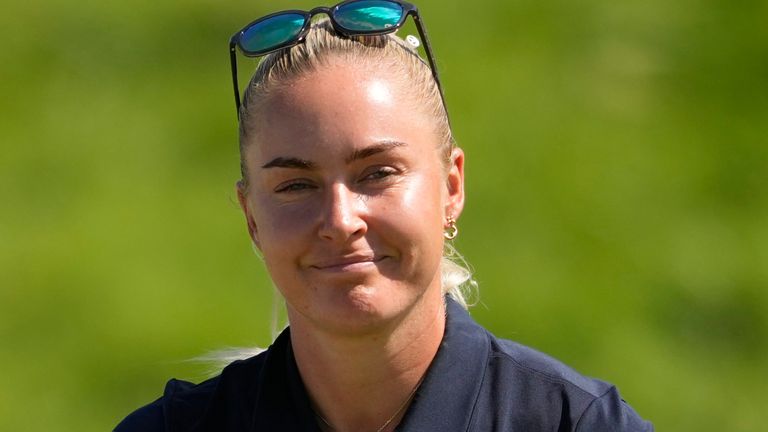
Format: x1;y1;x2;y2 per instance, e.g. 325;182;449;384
335;0;404;32
240;13;306;54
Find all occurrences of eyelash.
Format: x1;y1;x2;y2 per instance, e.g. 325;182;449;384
362;166;398;181
274;180;315;193
274;167;399;194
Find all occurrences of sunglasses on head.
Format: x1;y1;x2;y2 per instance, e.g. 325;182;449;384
229;0;447;121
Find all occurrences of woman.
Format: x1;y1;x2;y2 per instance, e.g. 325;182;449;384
116;1;653;431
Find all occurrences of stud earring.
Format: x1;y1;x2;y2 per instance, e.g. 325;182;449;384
444;216;458;240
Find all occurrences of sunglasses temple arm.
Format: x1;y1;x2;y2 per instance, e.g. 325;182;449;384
229;41;242;120
411;13;450;127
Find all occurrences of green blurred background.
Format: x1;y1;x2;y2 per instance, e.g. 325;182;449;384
1;0;766;430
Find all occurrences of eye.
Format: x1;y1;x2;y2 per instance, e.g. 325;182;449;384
361;166;398;182
274;180;315;193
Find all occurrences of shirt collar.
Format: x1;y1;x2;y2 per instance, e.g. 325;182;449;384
396;298;489;431
249;329;321;431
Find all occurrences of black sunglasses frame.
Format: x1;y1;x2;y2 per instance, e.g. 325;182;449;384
228;0;447;122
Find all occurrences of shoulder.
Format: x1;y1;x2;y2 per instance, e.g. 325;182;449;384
113;354;269;432
113;378;213;432
574;385;654;431
479;332;653;431
489;336;611;396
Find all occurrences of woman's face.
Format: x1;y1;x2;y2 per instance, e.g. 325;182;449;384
237;58;464;336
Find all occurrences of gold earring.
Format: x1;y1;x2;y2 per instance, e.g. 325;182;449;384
444;216;458;240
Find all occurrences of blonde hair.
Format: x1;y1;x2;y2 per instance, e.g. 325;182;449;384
238;18;452;182
237;18;475;318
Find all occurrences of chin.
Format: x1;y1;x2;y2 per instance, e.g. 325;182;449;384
314;284;406;335
337;284;393;316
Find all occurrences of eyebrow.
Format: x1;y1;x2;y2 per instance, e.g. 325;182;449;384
261;157;315;170
345;140;407;164
260;140;407;170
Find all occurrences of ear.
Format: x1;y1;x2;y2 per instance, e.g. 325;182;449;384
444;147;466;220
236;180;261;250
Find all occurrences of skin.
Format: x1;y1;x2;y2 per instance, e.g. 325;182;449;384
237;57;464;432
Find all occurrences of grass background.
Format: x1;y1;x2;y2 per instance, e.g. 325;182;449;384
1;0;766;430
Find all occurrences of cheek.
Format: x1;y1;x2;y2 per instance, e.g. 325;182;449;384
252;197;316;253
376;174;445;248
252;203;315;293
407;167;446;216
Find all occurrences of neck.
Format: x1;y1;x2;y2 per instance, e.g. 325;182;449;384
289;291;446;432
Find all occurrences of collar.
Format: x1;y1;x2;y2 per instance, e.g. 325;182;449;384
249;329;320;431
396;298;489;431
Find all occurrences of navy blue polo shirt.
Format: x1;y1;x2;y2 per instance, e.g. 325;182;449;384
115;299;653;431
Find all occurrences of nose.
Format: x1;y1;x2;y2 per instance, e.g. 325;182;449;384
318;182;367;242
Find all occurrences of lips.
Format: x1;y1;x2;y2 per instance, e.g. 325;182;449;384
309;253;386;271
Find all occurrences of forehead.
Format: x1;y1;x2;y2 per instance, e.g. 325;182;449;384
246;59;439;160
